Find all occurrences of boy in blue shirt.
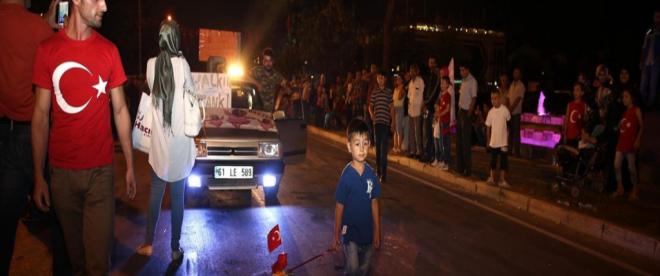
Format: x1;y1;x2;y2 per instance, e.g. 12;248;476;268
332;119;382;276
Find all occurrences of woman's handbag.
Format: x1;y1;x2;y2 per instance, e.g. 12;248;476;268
132;92;152;153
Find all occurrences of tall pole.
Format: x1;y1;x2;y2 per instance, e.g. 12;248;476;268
137;0;143;76
382;0;395;69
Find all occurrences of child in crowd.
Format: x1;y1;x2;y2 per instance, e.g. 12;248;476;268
564;82;589;148
432;77;452;170
485;90;511;188
612;89;644;200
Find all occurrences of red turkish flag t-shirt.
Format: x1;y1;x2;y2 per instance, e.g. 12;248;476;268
33;30;126;169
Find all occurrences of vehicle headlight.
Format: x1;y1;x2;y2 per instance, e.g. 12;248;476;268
258;142;279;158
228;62;244;78
196;140;207;157
262;174;277;187
188;174;202;188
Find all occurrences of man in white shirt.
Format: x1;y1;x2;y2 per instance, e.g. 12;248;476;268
486;90;511;188
507;67;525;156
456;65;477;176
407;64;425;158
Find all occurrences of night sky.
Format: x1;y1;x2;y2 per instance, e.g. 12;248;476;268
29;0;658;86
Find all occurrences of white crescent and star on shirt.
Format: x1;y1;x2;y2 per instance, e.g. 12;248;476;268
620;118;631;133
52;61;108;114
569;109;580;124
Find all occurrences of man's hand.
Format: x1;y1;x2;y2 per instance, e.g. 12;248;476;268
331;235;342;252
125;169;136;200
373;233;381;250
33;176;50;212
43;0;62;29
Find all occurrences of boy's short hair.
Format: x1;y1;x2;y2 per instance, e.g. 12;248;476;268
573;81;585;92
622;87;635;98
346;119;370;141
491;88;501;95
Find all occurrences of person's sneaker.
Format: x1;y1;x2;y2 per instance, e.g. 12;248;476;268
171;248;184;262
431;160;438;167
498;180;511;189
136;244;153;256
441;163;450;171
486;177;496;186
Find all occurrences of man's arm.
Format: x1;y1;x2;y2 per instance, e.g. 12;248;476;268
510;96;522;112
510;85;524;112
371;198;381;250
32;87;52;212
368;96;375;120
634;108;644;150
468;97;477;115
468;80;477;114
486;126;492;148
333;202;345;251
390;101;396;131
110;86;136;200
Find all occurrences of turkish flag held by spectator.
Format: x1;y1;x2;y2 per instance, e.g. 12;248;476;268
271;252;288;273
268;224;282;253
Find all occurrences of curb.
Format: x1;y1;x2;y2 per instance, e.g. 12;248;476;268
308;126;660;261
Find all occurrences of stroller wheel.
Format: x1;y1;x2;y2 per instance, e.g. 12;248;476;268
552;183;560;193
571;186;580;198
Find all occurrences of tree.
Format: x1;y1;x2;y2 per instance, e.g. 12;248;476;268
280;0;360;76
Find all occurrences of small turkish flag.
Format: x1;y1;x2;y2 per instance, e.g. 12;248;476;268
271;252;288;273
267;224;282;253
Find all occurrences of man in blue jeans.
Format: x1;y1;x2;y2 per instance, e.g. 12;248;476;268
640;10;660;109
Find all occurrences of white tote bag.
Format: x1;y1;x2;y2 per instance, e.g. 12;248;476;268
132;92;152;153
181;58;204;137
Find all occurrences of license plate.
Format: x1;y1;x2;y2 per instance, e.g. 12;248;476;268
214;166;253;179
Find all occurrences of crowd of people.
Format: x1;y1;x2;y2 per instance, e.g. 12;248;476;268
273;34;655;197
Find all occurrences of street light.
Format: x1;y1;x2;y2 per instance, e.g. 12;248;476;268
167;14;172;21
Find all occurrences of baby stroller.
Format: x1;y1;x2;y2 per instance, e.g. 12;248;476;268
553;125;607;198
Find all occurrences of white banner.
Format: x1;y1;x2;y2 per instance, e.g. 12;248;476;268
192;72;231;108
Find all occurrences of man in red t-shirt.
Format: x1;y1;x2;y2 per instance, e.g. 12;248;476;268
0;0;55;273
31;0;136;274
563;82;588;148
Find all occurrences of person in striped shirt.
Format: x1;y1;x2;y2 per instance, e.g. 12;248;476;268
369;70;394;183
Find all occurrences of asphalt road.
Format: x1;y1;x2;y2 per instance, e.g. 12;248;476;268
9;135;660;275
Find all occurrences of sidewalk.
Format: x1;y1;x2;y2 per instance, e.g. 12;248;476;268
308;125;660;261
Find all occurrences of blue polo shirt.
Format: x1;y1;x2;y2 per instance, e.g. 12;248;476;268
335;162;381;245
